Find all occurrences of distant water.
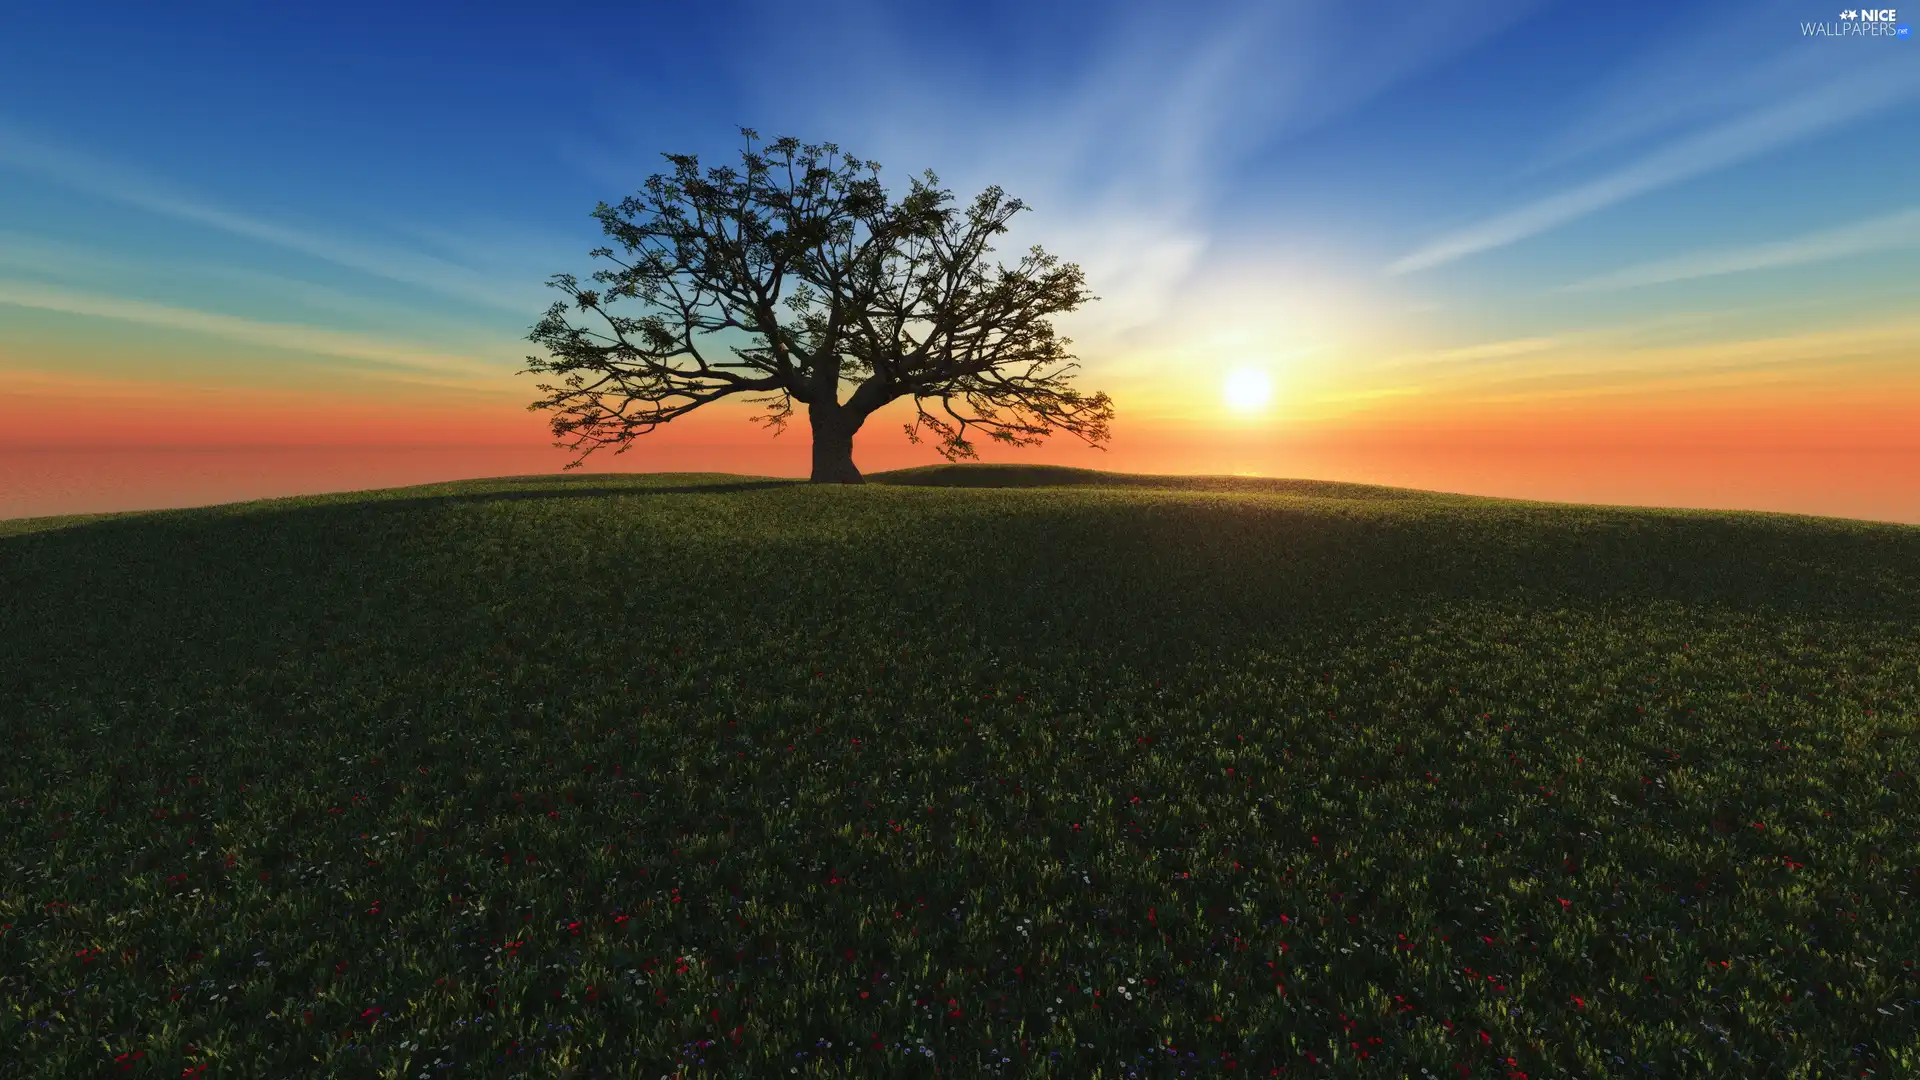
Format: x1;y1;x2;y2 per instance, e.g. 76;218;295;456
2;444;1915;526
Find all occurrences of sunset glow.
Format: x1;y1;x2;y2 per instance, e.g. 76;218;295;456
1222;368;1273;413
2;0;1917;522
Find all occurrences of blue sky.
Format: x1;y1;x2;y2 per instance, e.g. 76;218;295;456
1;0;1916;430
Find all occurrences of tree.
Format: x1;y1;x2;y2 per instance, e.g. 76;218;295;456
521;129;1115;483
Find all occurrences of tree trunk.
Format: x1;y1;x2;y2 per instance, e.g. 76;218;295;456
808;400;864;484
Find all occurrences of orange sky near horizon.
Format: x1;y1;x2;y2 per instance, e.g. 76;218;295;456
4;362;1916;525
6;0;1920;528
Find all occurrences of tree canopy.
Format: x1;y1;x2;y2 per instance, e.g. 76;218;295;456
521;129;1114;482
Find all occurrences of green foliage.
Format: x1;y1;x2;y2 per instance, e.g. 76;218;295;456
522;131;1113;478
2;469;1917;1078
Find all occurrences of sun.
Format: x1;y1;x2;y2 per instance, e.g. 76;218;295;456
1222;367;1273;413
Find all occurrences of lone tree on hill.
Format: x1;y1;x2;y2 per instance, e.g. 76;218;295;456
521;128;1114;483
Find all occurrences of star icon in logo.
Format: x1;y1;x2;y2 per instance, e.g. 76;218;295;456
1840;8;1858;17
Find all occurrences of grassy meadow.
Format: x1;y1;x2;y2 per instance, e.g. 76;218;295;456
2;464;1917;1078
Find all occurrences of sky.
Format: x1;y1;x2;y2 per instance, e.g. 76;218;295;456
2;0;1917;522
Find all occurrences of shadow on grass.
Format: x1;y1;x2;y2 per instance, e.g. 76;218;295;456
0;464;1408;541
0;478;807;541
869;463;1428;500
3;461;1918;709
483;472;795;487
295;478;807;516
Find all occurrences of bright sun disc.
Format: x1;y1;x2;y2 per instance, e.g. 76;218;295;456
1223;368;1272;412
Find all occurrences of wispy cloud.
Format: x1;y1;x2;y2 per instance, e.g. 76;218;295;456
0;122;548;314
1562;207;1920;292
1295;321;1916;427
376;217;592;282
0;279;508;386
1388;0;1920;277
690;0;1545;342
1389;320;1920;403
1431;337;1561;362
1528;0;1840;173
1310;385;1426;406
0;229;533;351
1359;301;1905;381
1368;336;1567;376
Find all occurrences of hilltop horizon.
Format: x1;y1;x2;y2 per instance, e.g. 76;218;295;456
6;460;1917;536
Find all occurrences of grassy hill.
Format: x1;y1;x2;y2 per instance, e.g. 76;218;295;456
2;466;1917;1078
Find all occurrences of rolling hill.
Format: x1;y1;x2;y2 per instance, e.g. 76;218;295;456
3;466;1916;1077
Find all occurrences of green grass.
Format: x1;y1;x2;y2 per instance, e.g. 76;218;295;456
3;465;1917;1079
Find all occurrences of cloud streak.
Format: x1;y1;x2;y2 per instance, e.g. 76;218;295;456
1389;54;1920;274
0;122;548;314
1562;207;1920;292
0;279;508;386
1528;0;1833;173
1408;320;1920;398
1430;337;1561;362
0;229;536;353
710;0;1545;342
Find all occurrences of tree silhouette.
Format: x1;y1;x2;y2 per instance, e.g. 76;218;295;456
522;129;1114;483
